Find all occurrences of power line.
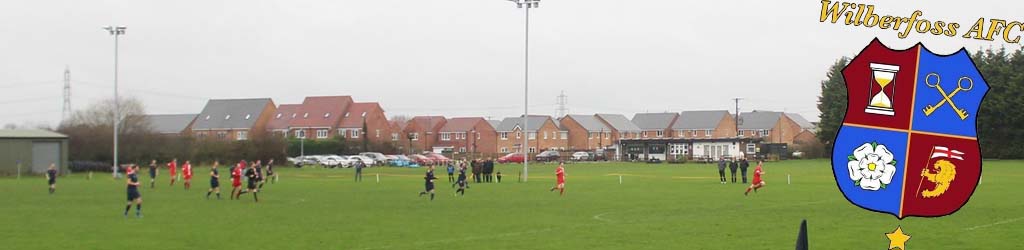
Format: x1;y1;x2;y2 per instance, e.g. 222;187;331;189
555;90;568;117
63;66;71;121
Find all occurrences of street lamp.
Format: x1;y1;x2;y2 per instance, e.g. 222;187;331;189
103;25;126;172
505;0;539;182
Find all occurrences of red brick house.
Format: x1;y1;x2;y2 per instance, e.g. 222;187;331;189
404;116;447;153
673;110;737;139
435;117;498;156
738;111;810;145
631;113;679;139
336;102;391;144
266;104;301;138
495;115;567;154
559;114;613;151
287;96;353;140
191;98;277;141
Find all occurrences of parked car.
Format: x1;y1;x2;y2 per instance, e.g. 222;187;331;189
388;155;418;167
535;150;561;162
348;155;375;166
409;154;435;166
571;152;591;161
360;152;389;165
497;153;525;164
319;155;349;168
424;153;451;165
292;156;320;167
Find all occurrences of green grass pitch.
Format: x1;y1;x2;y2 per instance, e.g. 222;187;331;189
1;160;1020;249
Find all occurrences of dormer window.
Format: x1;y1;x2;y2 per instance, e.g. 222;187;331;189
205;115;210;120
291;113;297;118
245;114;251;120
225;115;231;120
324;113;331;118
303;113;309;118
345;113;350;117
361;112;367;117
276;113;282;119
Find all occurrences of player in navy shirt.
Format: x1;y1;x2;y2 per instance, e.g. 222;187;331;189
454;167;468;196
418;166;439;201
148;160;158;189
124;165;143;218
244;163;259;202
46;164;57;194
207;161;221;200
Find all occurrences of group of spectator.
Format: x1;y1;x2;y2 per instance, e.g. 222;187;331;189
717;157;750;184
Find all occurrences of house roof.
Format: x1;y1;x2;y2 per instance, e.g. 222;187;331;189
674;110;729;130
410;116;446;131
338;102;383;128
631;113;678;130
391;120;407;132
266;104;301;131
786;113;815;130
496;115;552;132
739;111;783;130
563;114;610;132
440;117;487;132
144;114;197;134
288;96;353;128
595;114;641;132
192;98;274;130
0;129;68;139
487;120;501;129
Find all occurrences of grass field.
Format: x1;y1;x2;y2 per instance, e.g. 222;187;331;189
1;159;1020;249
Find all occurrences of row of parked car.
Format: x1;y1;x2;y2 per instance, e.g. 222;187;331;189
496;151;608;164
287;152;455;168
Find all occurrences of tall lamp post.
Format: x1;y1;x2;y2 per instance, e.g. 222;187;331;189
505;0;539;182
103;26;126;172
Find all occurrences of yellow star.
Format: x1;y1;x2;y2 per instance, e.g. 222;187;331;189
885;226;911;250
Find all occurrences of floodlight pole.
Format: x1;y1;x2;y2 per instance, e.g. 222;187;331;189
506;0;539;182
104;26;126;173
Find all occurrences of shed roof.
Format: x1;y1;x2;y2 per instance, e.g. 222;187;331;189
0;129;68;139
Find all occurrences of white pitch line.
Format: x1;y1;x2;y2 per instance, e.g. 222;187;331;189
593;211;615;223
964;216;1024;231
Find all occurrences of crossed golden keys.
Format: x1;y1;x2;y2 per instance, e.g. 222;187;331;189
922;73;974;120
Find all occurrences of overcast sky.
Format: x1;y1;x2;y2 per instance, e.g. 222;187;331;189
2;0;1020;127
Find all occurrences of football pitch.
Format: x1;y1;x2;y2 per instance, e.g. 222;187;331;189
1;160;1020;249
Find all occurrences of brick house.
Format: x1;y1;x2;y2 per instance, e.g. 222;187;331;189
404;116;447;153
495;115;567;155
266;104;301;138
595;114;642;160
287;96;353;140
738;111;807;145
631;113;679;139
673;110;737;139
191;98;277;140
559;114;612;151
336;102;391;144
435;117;498;156
144;114;197;136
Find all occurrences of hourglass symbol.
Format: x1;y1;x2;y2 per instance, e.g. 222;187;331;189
864;63;900;116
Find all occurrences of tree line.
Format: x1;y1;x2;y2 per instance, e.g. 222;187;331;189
817;46;1024;159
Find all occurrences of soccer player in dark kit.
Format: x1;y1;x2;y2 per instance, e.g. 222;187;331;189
207;161;221;200
148;160;158;188
418;166;439;201
124;165;143;218
254;160;265;190
46;163;57;194
454;167;468;196
244;163;259;202
265;159;277;184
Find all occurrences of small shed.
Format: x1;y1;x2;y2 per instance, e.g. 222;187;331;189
0;129;69;175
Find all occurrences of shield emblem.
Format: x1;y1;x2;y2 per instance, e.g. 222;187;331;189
831;38;989;219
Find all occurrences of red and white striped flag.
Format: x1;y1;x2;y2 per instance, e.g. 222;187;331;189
931;146;965;160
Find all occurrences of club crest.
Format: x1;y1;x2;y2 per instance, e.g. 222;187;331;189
831;38;989;219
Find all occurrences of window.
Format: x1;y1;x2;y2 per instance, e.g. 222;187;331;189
561;132;568;139
197;131;207;138
656;130;664;138
642;131;649;138
295;130;306;139
225;115;231;120
244;114;251;120
759;129;770;137
746;143;757;154
529;147;537;153
291;113;297;118
441;133;451;141
500;132;508;140
303;113;309;118
670;144;687;155
705;129;712;137
345;112;350;117
338;129;347;138
411;133;419;141
316;129;328;139
276;113;282;119
351;129;360;138
392;133;399;141
544;132;549;140
588;132;594;139
361;112;367;117
516;132;522;139
205;115;211;120
376;129;381;138
237;131;248;140
528;132;537;140
324;113;330;118
501;147;509;153
217;131;227;139
459;147;467;153
476;132;480;140
692;130;698;137
676;130;684;138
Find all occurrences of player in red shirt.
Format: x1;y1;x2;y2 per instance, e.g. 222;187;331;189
182;160;193;190
549;162;566;196
167;159;178;186
231;160;245;200
745;160;766;196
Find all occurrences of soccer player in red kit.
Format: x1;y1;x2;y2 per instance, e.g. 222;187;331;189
745;160;766;196
231;160;245;200
549;162;566;196
167;159;178;186
182;160;193;190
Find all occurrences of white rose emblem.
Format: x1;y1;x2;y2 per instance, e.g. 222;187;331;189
847;142;897;191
